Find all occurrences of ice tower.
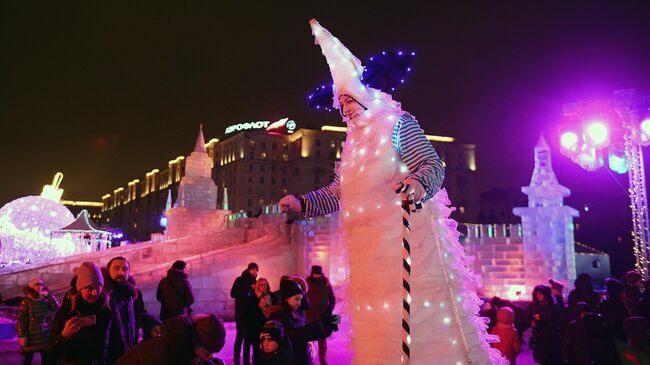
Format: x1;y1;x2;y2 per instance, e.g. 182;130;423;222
514;136;579;291
165;126;229;239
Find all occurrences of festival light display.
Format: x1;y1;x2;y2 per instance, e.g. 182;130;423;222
559;90;650;277
0;195;75;266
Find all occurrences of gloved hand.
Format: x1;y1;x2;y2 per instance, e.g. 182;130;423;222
279;195;301;213
323;314;341;333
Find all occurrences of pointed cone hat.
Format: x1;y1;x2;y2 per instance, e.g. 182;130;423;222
309;19;401;114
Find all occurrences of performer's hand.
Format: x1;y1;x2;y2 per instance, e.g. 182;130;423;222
279;195;301;213
401;177;426;203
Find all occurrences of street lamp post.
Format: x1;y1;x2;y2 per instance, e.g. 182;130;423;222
560;89;650;277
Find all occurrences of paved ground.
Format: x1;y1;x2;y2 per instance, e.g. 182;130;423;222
0;319;537;365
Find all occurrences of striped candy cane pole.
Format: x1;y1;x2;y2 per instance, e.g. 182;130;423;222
396;182;414;364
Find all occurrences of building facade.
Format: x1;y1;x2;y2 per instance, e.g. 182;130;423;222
100;122;478;241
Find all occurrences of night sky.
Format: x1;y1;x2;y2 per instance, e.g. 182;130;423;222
2;2;650;274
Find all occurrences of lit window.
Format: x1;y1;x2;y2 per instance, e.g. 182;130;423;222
261;152;267;159
282;154;288;161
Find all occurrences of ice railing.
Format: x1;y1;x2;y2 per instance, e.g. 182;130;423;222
459;223;523;241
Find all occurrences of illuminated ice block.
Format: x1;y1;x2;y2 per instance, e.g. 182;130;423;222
513;136;579;293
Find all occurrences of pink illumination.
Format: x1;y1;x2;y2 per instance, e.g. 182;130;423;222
584;120;610;147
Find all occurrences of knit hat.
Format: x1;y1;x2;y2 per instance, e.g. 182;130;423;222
625;270;643;283
280;279;303;300
606;278;625;297
261;320;284;344
193;314;226;353
289;276;309;293
311;265;323;275
247;262;259;271
548;278;565;291
172;260;187;270
76;262;104;290
28;278;44;289
496;307;515;326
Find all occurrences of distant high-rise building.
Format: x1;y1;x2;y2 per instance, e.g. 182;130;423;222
100;119;478;241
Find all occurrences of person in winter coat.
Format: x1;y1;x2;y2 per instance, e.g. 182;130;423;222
230;262;258;365
567;273;601;322
527;285;562;365
115;314;226;365
597;277;630;341
288;276;310;317
638;279;650;324
269;279;340;365
105;257;138;364
259;320;293;365
246;278;272;364
490;307;520;365
624;270;643;316
17;278;59;365
305;266;335;365
157;260;195;321
256;278;276;318
563;311;621;365
48;262;113;365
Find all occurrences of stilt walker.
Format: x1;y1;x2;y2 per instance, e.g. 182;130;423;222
281;19;507;364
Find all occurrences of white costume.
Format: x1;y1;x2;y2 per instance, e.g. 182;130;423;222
301;20;507;365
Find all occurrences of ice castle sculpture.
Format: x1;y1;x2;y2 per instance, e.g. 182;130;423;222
514;136;579;290
165;126;229;239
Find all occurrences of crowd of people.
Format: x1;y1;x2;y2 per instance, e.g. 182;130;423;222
12;258;339;365
481;271;650;364
229;263;339;365
14;253;650;365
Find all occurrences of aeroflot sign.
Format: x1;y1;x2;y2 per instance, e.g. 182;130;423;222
225;118;297;135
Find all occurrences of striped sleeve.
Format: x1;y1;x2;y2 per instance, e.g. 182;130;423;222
301;163;341;218
392;114;445;201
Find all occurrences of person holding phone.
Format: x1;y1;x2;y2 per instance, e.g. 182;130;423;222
17;278;59;365
48;262;113;365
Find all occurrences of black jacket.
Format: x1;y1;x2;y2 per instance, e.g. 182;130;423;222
305;276;335;324
597;297;630;341
106;278;138;364
230;270;256;322
259;339;293;365
116;316;195;365
157;268;194;321
48;293;113;365
269;302;332;365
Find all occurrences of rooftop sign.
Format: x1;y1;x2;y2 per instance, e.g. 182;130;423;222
225;118;297;135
